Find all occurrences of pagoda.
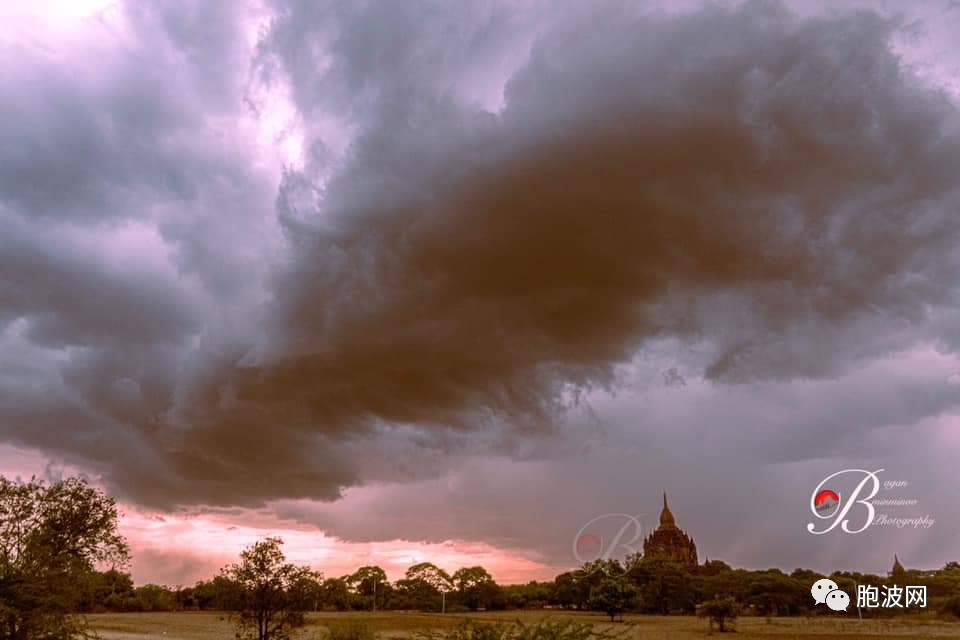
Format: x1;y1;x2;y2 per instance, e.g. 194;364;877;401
642;492;698;569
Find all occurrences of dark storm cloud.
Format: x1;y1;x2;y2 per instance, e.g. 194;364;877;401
0;0;279;499
210;3;960;451
3;0;960;515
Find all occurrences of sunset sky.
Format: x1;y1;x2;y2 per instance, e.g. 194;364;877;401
2;0;960;587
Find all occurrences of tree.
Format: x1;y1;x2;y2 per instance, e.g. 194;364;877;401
191;575;243;610
745;571;807;616
130;584;177;612
0;475;129;639
699;597;739;633
321;578;351;611
404;563;452;592
452;566;498;611
502;581;552;609
222;537;321;640
76;569;134;612
347;566;388;610
628;558;695;614
395;563;451;611
588;576;638;622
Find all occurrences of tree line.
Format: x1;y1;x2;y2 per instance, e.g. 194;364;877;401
72;554;960;620
3;476;960;639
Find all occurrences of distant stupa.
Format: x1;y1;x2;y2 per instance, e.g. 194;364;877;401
890;554;907;579
642;492;698;569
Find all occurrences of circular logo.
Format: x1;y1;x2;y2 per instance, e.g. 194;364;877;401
572;514;644;565
814;489;840;516
575;533;603;561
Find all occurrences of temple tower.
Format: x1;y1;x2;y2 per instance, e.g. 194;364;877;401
642;492;698;569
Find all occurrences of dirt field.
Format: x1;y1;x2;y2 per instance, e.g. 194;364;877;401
87;609;960;640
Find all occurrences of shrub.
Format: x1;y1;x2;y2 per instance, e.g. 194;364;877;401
939;595;960;619
324;621;377;640
415;619;629;640
699;597;740;633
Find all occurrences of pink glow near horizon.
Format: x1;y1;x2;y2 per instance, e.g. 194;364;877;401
0;443;558;586
121;508;558;587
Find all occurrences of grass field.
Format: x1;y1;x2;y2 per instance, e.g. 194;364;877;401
86;609;960;640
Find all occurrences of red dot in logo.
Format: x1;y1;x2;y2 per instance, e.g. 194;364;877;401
576;533;602;557
815;489;839;512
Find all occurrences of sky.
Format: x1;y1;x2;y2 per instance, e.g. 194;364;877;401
2;0;960;587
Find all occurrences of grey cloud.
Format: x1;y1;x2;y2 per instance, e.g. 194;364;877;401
200;1;960;464
0;214;202;349
271;352;960;575
3;0;960;525
0;0;279;502
0;0;276;297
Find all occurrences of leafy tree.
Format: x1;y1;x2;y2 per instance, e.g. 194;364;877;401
222;537;321;640
745;571;807;616
789;568;823;584
588;576;638;621
452;566;499;611
76;569;135;613
291;570;324;612
347;566;388;610
321;578;351;611
0;475;129;639
395;563;451;611
698;560;731;577
940;595;960;619
699;596;739;632
552;571;584;609
405;563;452;592
628;558;695;614
191;575;243;610
553;560;624;611
130;584;176;612
697;568;750;604
581;559;625;579
502;581;553;609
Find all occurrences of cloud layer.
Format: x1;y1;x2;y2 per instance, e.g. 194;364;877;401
2;0;960;577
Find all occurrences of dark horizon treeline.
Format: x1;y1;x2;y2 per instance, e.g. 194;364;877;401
77;555;960;619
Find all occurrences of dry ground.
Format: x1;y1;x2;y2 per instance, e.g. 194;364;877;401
87;609;960;640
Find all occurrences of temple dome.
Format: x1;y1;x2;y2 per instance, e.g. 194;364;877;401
643;491;697;569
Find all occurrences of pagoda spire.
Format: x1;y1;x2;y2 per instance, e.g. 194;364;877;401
659;490;676;528
891;554;906;578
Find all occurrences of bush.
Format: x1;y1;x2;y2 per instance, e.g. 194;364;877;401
415;619;629;640
325;621;377;640
699;597;740;633
939;595;960;619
